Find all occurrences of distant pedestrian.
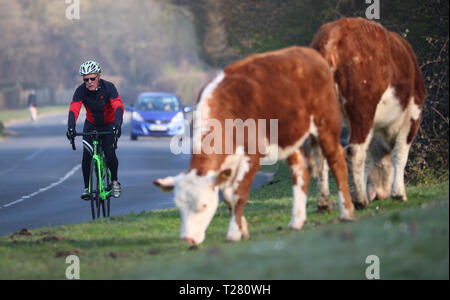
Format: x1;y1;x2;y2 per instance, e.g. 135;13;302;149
28;89;37;122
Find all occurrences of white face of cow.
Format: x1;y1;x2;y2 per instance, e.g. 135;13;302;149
153;169;231;245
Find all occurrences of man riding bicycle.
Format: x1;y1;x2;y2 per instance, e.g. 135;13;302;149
66;61;124;200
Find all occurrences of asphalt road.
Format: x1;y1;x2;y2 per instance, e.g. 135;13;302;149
0;112;273;236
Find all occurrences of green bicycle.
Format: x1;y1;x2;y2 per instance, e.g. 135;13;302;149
69;131;117;219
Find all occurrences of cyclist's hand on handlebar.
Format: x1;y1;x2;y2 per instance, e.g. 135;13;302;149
112;126;121;138
66;127;76;140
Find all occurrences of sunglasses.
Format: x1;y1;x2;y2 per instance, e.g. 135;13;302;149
83;76;98;82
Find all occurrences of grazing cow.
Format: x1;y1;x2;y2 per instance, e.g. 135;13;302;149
153;46;354;245
310;17;426;209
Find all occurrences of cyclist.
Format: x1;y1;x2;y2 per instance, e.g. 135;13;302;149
66;61;124;200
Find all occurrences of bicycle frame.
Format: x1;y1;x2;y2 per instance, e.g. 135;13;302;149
89;139;112;200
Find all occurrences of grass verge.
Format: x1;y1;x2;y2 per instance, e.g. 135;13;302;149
0;105;67;126
0;162;448;279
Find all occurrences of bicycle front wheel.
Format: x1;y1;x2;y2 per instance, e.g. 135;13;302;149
100;168;111;218
89;160;100;220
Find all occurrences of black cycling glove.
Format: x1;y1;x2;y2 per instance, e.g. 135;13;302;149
66;127;76;140
112;125;121;138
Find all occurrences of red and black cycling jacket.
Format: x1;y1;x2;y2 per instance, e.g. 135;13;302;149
68;79;124;129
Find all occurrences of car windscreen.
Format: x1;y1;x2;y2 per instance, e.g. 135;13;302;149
136;96;180;112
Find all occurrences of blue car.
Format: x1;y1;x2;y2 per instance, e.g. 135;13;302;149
128;92;191;140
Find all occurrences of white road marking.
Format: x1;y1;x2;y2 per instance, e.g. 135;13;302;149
0;164;19;176
1;164;81;210
0;147;47;177
24;147;46;161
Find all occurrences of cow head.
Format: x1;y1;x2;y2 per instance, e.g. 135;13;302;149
153;169;232;245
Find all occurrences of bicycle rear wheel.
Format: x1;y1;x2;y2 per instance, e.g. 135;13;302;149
89;160;100;220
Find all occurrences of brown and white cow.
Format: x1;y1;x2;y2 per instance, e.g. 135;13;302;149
153;46;354;245
310;17;427;209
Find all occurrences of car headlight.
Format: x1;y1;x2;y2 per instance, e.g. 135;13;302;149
171;112;183;123
132;111;144;122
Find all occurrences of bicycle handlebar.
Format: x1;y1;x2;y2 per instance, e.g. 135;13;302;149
74;131;114;137
70;131;118;151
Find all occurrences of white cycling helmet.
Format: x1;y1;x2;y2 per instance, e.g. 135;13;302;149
79;61;102;76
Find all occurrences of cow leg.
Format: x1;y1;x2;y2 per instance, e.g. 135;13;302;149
318;129;355;221
347;129;374;209
303;138;332;212
225;156;260;242
390;118;418;202
287;150;310;230
316;152;333;212
391;141;410;201
222;185;249;239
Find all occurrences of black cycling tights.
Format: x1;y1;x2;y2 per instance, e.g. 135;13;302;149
81;121;118;188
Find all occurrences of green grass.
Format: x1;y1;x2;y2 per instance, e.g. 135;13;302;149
0;163;448;279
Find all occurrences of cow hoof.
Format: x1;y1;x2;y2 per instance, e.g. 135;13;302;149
367;187;377;202
317;194;333;213
368;188;390;202
241;230;250;239
317;197;334;213
392;194;408;202
226;237;241;243
339;207;355;221
226;233;242;243
339;215;355;222
240;218;250;239
288;220;305;230
353;201;370;210
317;203;334;213
377;191;390;201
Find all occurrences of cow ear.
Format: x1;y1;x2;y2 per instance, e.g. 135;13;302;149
153;176;175;192
215;169;232;186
